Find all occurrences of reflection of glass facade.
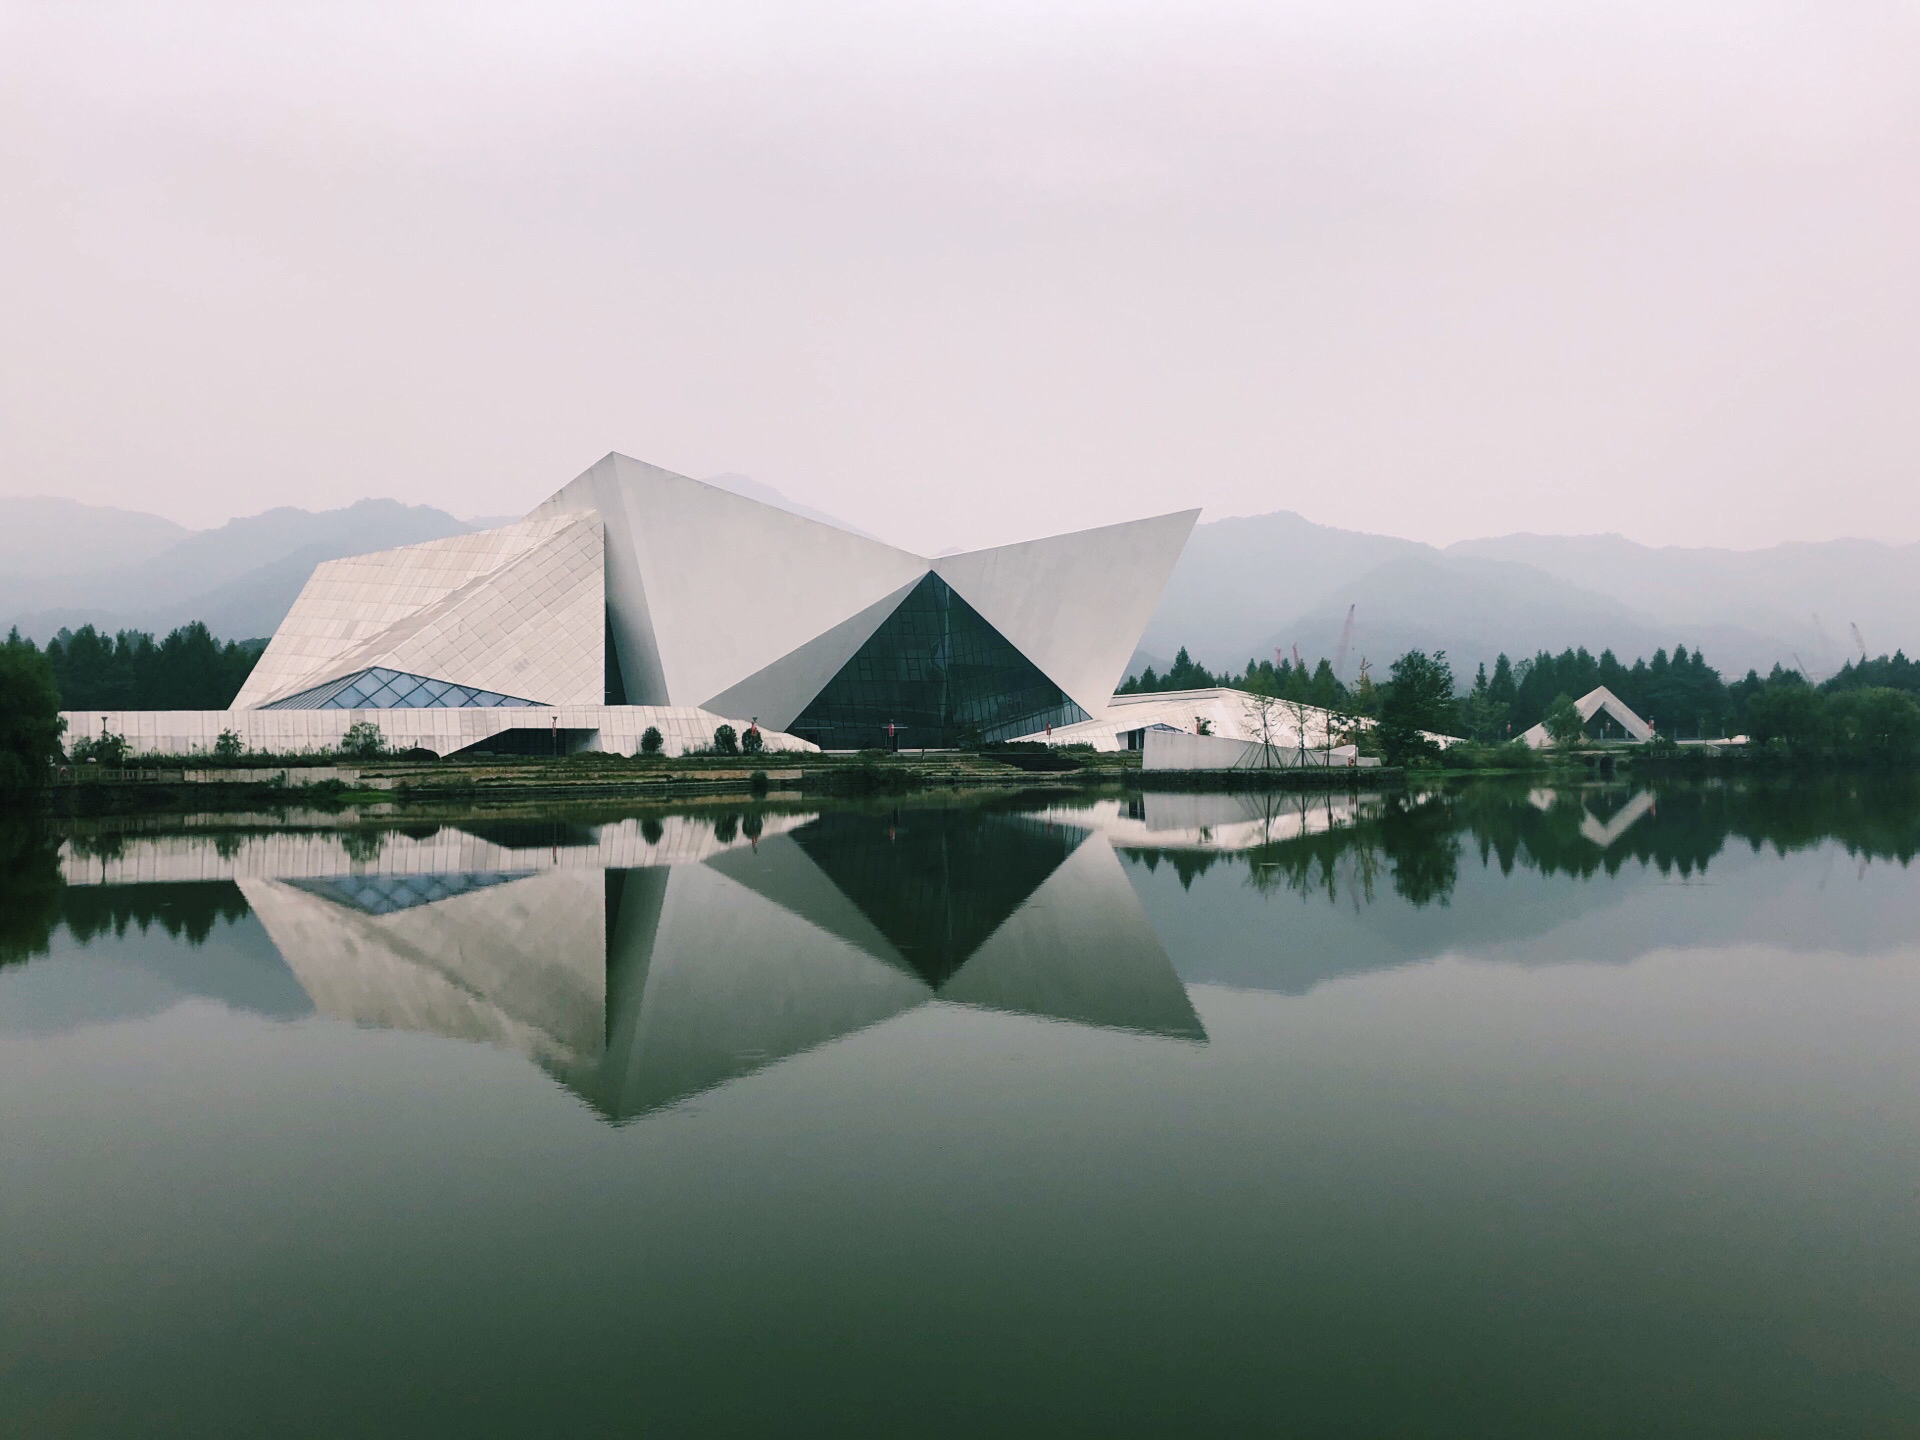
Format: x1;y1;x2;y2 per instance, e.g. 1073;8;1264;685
789;811;1081;985
288;871;534;916
262;667;538;710
789;574;1087;750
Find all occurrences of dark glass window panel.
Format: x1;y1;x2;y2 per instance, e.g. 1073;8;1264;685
788;573;1088;750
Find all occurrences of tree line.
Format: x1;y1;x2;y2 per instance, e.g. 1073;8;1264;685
1120;647;1347;709
9;623;267;712
1125;640;1920;766
0;623;266;789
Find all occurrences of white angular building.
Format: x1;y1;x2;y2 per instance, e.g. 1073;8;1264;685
73;453;1197;758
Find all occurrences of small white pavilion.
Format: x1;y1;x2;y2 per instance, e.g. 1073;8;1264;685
1519;686;1653;748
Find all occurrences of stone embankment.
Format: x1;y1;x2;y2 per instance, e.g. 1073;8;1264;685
38;748;1398;809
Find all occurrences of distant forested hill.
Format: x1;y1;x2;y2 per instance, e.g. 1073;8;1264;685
1136;510;1918;685
0;497;473;644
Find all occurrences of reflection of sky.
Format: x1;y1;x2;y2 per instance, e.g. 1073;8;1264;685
1130;838;1920;996
0;909;309;1038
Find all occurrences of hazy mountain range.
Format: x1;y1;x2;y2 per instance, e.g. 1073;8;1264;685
1138;514;1920;684
0;475;875;646
5;489;1915;686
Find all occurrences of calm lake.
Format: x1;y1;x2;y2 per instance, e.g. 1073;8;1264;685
5;778;1920;1436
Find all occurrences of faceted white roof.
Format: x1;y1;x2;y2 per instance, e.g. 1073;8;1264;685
531;452;1199;726
238;451;1198;728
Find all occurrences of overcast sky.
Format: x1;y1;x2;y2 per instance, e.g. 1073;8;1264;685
4;1;1918;553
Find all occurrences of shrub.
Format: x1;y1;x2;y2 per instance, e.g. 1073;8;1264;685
749;769;770;796
340;719;386;760
742;725;763;755
639;726;663;756
713;723;739;756
213;729;244;761
71;730;130;768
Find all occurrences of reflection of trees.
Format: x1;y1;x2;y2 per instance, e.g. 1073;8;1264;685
3;819;250;964
1123;775;1920;909
1245;792;1458;908
59;883;251;946
1246;824;1384;910
1128;791;1460;909
0;819;62;964
1454;776;1920;880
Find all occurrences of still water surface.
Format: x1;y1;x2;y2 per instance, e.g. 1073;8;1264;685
5;780;1920;1436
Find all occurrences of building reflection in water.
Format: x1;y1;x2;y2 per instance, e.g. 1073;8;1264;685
228;810;1203;1122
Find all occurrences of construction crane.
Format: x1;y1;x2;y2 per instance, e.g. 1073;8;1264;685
1333;604;1357;682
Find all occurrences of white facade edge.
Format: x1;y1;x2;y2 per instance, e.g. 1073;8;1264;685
59;705;818;761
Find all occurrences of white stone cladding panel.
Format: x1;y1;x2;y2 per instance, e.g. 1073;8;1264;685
288;515;604;706
1016;686;1346;752
233;513;598;707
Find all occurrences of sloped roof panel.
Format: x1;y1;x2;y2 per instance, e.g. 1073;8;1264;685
933;509;1200;717
531;454;927;708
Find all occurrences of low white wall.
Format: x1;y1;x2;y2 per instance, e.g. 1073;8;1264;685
57;705;817;760
1145;730;1340;771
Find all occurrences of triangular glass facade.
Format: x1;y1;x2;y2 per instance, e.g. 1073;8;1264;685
787;811;1082;985
260;666;539;710
787;573;1087;750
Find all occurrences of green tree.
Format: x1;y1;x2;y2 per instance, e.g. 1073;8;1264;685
1487;653;1517;711
1823;650;1920;699
0;639;66;792
639;726;663;756
1461;662;1511;742
214;729;244;761
1164;647;1215;691
1543;693;1584;747
1826;687;1920;766
1374;650;1455;767
1307;658;1344;709
340;719;386;759
1747;679;1826;758
713;723;739;756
